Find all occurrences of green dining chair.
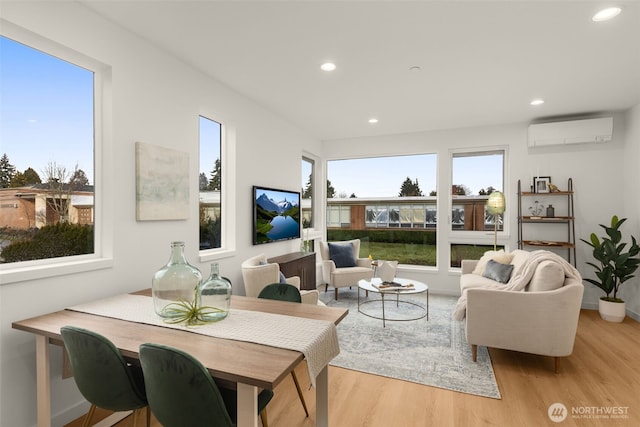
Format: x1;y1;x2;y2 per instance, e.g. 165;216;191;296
60;326;149;427
257;282;303;303
139;343;273;427
257;283;309;417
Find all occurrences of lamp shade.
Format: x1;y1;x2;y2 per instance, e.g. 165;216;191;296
486;191;505;215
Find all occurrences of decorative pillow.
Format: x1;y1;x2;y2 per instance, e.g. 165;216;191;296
527;260;565;292
260;260;287;284
472;250;514;276
328;242;357;268
278;270;287;284
482;259;514;284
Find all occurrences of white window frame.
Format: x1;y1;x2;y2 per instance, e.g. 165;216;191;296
447;146;509;268
199;118;236;262
0;20;113;285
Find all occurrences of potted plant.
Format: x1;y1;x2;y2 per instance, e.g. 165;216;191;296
581;215;640;322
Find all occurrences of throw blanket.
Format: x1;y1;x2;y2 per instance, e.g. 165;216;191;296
453;250;581;320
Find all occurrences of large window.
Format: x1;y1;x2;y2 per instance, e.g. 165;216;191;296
199;116;222;250
326;154;437;266
0;34;96;265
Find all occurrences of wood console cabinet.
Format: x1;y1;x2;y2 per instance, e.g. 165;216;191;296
268;252;317;290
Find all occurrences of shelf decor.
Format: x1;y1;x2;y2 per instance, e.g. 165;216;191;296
517;178;576;266
533;176;551;193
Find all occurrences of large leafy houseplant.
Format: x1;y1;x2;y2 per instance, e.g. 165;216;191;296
581;215;640;302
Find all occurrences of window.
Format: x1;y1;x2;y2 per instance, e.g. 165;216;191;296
199;116;222;250
301;157;314;228
451;150;504;232
450;149;506;267
0;34;98;266
326;154;437;266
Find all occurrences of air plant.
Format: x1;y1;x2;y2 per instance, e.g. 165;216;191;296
162;288;225;326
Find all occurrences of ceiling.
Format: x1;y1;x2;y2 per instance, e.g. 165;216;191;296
80;0;640;141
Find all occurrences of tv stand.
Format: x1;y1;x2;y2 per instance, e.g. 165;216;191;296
268;252;317;290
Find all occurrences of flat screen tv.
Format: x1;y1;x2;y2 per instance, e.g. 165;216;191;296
252;185;301;245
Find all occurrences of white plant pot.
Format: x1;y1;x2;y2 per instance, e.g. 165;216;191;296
598;299;626;322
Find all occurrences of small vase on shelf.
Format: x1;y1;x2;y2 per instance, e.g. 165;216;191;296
152;241;202;318
546;205;555;217
198;263;232;321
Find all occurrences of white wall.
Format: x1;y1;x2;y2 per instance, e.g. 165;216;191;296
621;104;640;317
0;2;322;426
323;112;633;310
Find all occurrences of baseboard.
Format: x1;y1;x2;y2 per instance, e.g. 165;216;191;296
52;401;90;427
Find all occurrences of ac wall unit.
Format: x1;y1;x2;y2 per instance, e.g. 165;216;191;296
527;117;613;147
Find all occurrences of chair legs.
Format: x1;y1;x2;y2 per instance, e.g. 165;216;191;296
471;344;478;362
81;404;150;427
81;404;97;427
133;407;151;427
290;370;310;417
260;407;269;427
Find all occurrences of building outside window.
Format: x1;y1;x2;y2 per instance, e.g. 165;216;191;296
326;154;437;266
450;149;506;267
199;116;222;250
301;157;314;228
0;34;96;264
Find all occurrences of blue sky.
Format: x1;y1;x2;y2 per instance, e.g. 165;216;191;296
2;35;501;196
327;153;503;198
1;36;95;183
199;116;221;178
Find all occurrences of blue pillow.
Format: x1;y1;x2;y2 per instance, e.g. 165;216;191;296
482;259;514;284
328;242;357;268
260;260;287;284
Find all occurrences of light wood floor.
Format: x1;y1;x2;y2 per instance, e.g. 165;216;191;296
67;309;640;427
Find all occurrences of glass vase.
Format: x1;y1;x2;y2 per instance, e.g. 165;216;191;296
198;262;232;321
152;241;202;318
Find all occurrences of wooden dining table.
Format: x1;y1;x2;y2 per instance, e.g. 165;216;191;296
12;289;348;427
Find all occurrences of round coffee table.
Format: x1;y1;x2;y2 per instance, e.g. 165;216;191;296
357;277;429;327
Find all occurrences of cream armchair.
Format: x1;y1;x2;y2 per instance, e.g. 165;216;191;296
241;254;321;305
318;239;374;300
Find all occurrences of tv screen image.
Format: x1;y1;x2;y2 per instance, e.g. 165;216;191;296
253;186;301;245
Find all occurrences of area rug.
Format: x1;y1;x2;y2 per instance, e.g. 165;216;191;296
320;288;501;399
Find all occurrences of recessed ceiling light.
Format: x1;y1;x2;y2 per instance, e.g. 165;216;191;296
368;118;379;124
409;65;422;72
530;99;545;106
592;7;622;22
320;62;336;72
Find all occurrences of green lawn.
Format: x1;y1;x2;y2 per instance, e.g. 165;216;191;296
357;241;493;267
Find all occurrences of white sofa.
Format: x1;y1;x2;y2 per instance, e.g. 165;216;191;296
459;249;584;372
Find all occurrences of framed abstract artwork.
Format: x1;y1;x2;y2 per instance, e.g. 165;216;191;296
135;141;190;220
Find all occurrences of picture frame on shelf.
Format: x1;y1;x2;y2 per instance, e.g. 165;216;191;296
534;176;551;193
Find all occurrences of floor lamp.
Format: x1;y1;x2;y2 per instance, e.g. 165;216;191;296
486;191;505;251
